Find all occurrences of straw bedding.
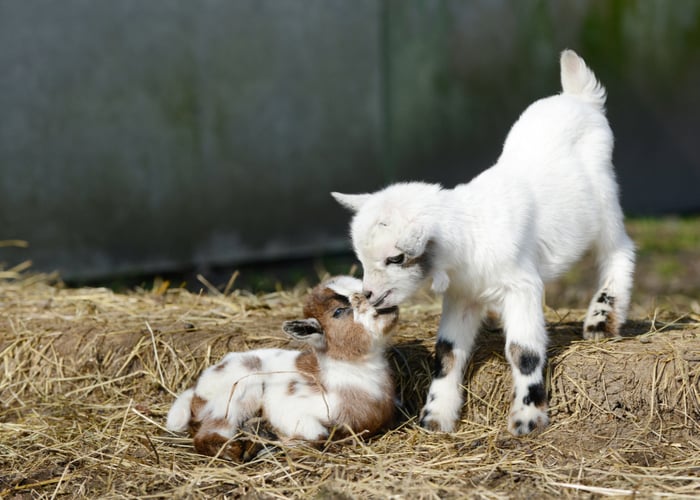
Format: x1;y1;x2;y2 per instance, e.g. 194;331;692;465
1;269;698;499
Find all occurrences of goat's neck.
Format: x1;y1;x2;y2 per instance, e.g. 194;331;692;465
317;350;389;389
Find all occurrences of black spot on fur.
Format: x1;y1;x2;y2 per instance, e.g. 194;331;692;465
519;351;540;376
509;344;541;376
528;420;536;432
523;383;547;407
433;339;454;378
596;292;615;306
586;320;608;333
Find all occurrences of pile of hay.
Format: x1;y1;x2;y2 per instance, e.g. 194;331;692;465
1;268;699;498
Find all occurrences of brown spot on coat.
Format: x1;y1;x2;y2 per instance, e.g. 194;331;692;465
302;285;373;362
333;377;394;438
295;352;322;391
242;355;262;371
193;430;244;461
190;394;208;422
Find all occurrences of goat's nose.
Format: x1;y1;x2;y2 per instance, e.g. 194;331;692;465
363;290;373;299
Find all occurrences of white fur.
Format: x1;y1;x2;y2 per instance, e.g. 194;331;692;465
166;276;397;457
333;50;635;435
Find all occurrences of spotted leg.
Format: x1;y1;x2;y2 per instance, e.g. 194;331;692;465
583;231;635;340
502;280;549;435
419;294;481;432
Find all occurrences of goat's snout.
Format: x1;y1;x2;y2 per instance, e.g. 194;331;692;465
363;290;373;300
371;290;392;308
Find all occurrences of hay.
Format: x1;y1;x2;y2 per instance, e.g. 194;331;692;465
1;269;698;499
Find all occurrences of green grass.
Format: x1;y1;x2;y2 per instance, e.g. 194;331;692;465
627;216;700;254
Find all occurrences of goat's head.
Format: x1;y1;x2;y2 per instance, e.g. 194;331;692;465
282;276;398;362
332;183;445;308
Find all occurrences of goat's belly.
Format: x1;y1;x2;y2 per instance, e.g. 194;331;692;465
536;231;594;282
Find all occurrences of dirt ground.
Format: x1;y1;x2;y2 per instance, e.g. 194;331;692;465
1;266;698;498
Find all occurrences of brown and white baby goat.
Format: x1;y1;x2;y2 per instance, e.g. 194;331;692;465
166;276;398;460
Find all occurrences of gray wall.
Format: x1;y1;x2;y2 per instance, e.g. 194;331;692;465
2;1;699;280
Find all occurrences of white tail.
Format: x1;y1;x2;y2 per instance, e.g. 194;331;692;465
166;388;194;432
560;49;606;109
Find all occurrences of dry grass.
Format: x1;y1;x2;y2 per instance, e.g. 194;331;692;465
1;265;699;499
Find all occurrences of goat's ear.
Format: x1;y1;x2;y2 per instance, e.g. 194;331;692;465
396;224;430;259
282;318;324;344
331;192;370;212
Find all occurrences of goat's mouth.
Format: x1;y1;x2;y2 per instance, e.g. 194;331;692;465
371;290;392;308
376;305;399;315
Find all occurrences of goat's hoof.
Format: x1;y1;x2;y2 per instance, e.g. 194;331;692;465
582;322;620;341
583;291;619;340
508;405;548;436
418;407;456;433
349;292;370;312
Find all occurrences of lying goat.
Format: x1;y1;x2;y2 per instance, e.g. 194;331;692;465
166;276;398;460
332;50;635;435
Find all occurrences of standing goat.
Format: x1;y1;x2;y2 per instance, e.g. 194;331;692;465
166;276;397;460
332;50;635;435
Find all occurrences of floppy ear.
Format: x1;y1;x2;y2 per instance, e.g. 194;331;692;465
331;192;371;212
396;224;430;259
282;318;325;349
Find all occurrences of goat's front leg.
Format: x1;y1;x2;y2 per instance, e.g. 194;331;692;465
419;294;481;432
502;283;549;435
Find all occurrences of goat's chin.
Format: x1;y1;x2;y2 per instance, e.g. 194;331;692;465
376;305;398;315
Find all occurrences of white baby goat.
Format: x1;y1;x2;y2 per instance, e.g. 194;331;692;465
166;276;397;460
332;50;635;435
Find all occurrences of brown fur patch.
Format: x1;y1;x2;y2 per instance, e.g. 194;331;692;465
187;394;208;435
287;380;298;395
303;285;372;362
324;322;372;362
295;352;322;391
193;430;243;461
242;355;262;371
333;377;394;438
213;359;228;372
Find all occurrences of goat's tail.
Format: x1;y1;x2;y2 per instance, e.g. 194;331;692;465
166;388;194;432
560;49;606;110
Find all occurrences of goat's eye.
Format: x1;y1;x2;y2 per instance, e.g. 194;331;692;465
385;254;405;266
333;307;348;318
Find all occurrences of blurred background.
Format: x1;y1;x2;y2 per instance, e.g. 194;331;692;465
1;1;699;306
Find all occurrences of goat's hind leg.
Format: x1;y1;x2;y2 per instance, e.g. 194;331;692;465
193;356;266;460
583;225;635;340
193;419;241;460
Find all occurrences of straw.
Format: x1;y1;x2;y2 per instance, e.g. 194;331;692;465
0;269;698;498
